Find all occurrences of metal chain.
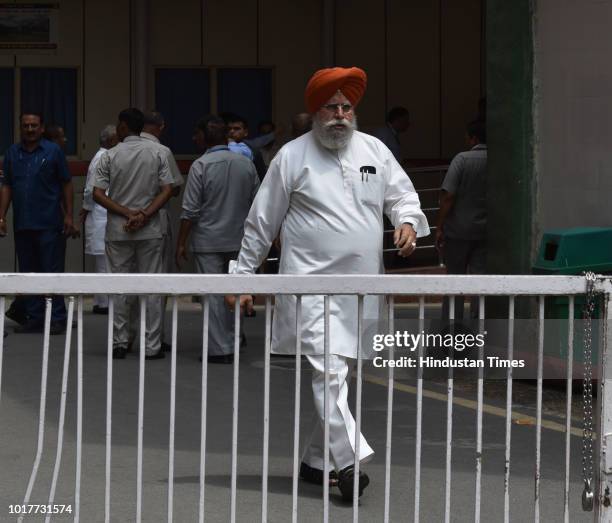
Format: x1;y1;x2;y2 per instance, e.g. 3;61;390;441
582;271;596;511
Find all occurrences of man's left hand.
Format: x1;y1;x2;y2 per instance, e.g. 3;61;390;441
63;216;80;238
394;223;417;257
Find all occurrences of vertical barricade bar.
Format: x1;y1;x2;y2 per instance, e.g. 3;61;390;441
75;295;84;522
199;296;210;523
45;297;76;523
352;295;364;521
168;297;178;522
597;291;612;522
230;297;241;523
444;297;455;523
261;296;272;522
535;296;544;521
563;296;574;523
323;295;331;523
19;298;52;523
137;297;146;523
0;296;4;406
414;296;425;523
383;295;394;523
504;296;515;523
105;297;115;523
291;296;302;523
474;295;485;522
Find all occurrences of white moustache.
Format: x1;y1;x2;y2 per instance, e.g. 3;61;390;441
323;119;351;129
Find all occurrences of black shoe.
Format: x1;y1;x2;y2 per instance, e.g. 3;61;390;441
5;306;28;326
337;465;369;502
204;354;234;364
112;346;127;359
93;305;109;315
50;321;66;335
13;320;44;334
145;351;165;360
161;342;172;352
300;462;338;486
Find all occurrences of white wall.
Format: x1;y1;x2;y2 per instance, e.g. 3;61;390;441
535;0;612;235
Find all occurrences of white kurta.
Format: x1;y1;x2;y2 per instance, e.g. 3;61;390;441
234;130;430;358
83;148;108;255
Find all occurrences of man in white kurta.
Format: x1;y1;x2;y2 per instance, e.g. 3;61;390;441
82;125;118;313
229;67;429;501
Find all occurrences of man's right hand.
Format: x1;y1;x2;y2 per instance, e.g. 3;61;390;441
225;294;254;315
435;229;444;254
175;243;188;268
0;218;6;237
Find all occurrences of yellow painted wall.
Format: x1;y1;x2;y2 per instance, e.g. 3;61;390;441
2;0;483;161
0;0;483;273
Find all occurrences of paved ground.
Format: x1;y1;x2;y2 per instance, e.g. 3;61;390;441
0;300;594;522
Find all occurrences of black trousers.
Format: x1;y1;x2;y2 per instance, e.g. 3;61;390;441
441;238;486;321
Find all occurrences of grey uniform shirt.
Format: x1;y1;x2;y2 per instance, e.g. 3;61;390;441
441;143;487;240
141;132;184;235
93;135;174;241
181;145;260;253
140;132;184;189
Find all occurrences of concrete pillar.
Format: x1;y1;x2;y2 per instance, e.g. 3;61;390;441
486;0;534;274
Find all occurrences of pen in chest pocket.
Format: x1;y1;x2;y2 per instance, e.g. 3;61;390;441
359;165;376;182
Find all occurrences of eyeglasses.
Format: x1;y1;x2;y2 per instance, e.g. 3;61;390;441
322;103;353;114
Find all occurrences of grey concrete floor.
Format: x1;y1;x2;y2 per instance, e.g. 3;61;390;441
0;300;594;522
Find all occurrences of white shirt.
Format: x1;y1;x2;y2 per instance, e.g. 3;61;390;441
83;147;108;255
234;130;429;358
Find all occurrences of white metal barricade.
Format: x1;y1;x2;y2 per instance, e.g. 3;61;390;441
0;273;611;522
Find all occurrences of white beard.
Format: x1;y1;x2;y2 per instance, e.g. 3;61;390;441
312;115;357;150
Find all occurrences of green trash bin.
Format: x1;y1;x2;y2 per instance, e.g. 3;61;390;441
532;227;612;369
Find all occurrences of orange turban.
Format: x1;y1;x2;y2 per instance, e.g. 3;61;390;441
304;67;367;114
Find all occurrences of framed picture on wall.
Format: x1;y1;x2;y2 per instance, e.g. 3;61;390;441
0;3;59;50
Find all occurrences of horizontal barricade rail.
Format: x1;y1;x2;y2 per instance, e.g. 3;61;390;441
0;273;611;523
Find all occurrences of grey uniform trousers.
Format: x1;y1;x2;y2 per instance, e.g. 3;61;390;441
106;239;163;355
160;211;174;344
193;252;238;356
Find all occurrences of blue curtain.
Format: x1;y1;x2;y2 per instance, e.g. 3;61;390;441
0;68;14;154
155;69;211;155
20;68;77;155
217;68;272;136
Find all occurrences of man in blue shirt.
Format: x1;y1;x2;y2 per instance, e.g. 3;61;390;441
0;112;78;334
